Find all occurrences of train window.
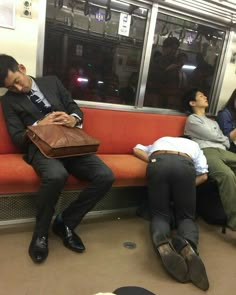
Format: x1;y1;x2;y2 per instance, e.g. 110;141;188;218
44;0;148;106
144;13;226;111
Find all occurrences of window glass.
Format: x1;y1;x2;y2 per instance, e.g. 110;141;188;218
144;13;226;111
44;0;148;105
217;33;236;112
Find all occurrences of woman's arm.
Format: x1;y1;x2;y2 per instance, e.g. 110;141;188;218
217;109;236;141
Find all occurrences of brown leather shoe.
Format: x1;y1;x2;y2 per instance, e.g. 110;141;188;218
181;244;209;291
157;242;189;283
172;236;209;291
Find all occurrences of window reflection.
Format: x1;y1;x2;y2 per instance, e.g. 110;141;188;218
144;14;225;111
44;2;226;111
44;0;147;105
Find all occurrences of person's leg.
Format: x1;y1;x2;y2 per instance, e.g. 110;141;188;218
172;235;209;291
147;155;172;246
147;155;188;283
169;155;209;291
31;151;69;236
203;148;236;230
169;156;198;248
29;151;69;263
60;154;114;228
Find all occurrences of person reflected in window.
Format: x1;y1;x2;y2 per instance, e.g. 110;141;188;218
176;53;188;90
65;66;81;98
103;72;121;104
0;54;114;264
217;89;236;153
133;136;209;291
190;53;213;96
146;36;182;108
119;72;138;105
149;37;180;87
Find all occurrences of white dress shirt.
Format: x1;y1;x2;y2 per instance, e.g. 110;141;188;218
134;136;208;175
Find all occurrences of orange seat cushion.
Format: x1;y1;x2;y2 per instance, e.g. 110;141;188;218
0;154;147;194
0;154;87;194
0;105;19;154
98;154;147;187
0;104;186;194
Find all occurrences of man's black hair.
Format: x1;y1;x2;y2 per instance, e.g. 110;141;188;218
222;88;236;119
163;37;180;49
182;88;201;114
0;54;19;87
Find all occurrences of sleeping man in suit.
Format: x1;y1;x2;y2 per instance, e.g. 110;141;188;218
0;54;114;264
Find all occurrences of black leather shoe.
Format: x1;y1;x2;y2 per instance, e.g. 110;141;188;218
157;242;189;283
28;234;48;264
172;236;209;291
52;217;85;253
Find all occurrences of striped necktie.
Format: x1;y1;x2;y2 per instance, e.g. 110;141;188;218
28;90;52;115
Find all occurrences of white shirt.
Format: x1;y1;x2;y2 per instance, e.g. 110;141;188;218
30;79;52;108
134;136;208;175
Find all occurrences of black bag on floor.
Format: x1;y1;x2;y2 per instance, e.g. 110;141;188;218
196;180;227;226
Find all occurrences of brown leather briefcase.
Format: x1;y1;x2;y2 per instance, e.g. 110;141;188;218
26;125;100;158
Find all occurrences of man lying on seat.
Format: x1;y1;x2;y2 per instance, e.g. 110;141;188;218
133;136;209;291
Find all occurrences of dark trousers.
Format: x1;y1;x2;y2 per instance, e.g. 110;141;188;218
147;154;199;249
31;151;114;236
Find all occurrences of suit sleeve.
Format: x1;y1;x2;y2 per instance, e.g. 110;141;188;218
55;76;84;122
1;97;29;150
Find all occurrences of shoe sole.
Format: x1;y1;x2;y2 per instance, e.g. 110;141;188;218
187;254;209;291
160;251;189;283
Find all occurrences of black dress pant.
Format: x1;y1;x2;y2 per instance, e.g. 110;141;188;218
147;153;198;249
31;151;114;235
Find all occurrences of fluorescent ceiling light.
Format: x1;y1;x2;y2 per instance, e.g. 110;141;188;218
182;65;196;70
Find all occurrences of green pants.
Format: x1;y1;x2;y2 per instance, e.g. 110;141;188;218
203;148;236;230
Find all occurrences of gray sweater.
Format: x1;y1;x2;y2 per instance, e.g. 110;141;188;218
184;114;230;150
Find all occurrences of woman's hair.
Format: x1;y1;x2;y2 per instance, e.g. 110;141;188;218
223;89;236;117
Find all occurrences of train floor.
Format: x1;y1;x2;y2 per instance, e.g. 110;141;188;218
0;216;236;295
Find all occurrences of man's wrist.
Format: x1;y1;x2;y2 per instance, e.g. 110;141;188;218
72;116;80;127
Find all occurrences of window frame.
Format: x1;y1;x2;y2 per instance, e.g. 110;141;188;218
37;0;234;116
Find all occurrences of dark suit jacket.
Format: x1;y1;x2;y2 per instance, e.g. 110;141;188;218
1;75;83;163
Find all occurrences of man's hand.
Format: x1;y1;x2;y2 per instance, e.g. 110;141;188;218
133;147;149;162
37;112;77;127
196;173;208;186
